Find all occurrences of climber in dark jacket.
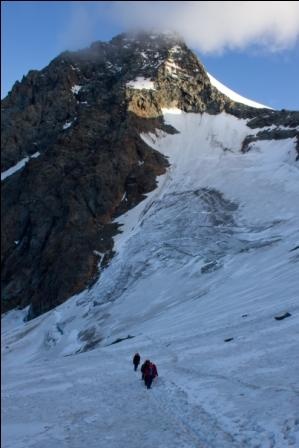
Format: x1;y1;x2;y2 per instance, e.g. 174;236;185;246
133;353;141;371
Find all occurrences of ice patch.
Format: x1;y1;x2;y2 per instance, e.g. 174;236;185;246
31;152;40;159
63;121;73;130
1;152;40;181
126;77;155;90
93;250;105;259
161;107;182;115
71;85;82;95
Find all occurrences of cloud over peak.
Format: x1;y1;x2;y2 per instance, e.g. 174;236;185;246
112;1;299;53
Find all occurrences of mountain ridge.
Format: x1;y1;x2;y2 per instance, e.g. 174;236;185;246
1;31;298;319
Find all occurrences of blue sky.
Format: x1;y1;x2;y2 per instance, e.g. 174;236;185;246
2;1;299;110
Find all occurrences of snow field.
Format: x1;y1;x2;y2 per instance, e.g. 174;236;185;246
2;110;299;447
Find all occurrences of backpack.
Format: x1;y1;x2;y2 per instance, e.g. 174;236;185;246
144;363;153;377
152;364;158;377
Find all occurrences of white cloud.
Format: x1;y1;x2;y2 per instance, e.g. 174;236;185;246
109;1;299;53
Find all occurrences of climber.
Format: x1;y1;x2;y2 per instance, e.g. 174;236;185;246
141;359;150;381
143;361;154;389
133;353;141;371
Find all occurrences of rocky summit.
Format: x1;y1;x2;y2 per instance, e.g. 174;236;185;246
1;31;299;319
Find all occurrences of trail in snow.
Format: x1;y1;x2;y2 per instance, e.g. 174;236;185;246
3;325;298;448
2;348;211;448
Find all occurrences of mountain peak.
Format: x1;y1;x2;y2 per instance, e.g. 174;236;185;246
2;31;298;318
110;30;185;46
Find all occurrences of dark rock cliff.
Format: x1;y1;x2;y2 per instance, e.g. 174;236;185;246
1;32;298;318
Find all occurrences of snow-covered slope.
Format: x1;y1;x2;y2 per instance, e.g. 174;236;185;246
2;111;299;448
207;73;270;109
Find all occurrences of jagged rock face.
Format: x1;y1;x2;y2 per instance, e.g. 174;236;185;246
1;31;299;318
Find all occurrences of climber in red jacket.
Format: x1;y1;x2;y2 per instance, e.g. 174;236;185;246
143;362;154;389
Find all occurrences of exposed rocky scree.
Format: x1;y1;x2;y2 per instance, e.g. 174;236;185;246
1;32;299;319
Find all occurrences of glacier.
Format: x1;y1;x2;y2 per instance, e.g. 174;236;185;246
2;110;299;448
